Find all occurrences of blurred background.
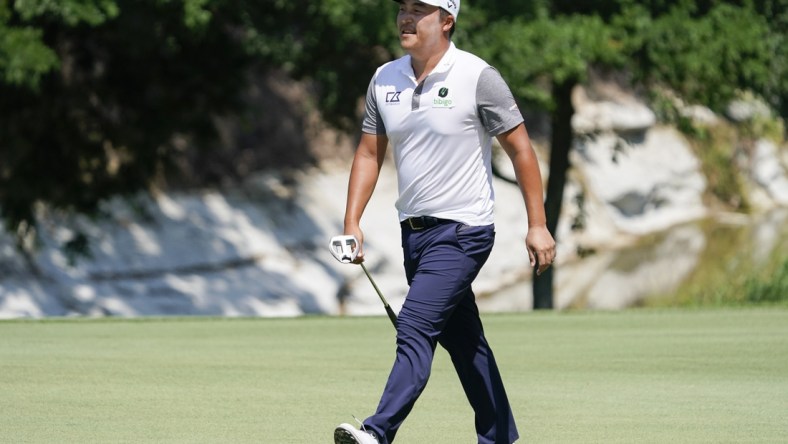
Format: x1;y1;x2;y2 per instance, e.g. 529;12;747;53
0;0;786;318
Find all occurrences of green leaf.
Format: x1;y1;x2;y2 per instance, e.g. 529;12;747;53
0;24;58;88
13;0;119;26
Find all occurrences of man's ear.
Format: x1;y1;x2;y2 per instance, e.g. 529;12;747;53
442;16;454;32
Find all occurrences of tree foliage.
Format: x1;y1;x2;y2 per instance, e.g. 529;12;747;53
0;0;399;237
635;4;775;110
467;14;623;108
461;0;783;115
0;1;252;233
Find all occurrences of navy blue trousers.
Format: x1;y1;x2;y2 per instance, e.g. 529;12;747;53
363;221;518;444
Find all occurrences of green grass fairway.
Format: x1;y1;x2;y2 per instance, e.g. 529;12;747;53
1;309;786;443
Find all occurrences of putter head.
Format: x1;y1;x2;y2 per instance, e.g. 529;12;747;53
329;235;359;264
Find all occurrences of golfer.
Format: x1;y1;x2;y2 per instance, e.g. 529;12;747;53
334;0;555;443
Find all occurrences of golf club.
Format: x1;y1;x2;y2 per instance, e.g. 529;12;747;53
329;235;398;328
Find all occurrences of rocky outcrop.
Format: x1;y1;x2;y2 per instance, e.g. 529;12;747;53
1;86;786;317
555;86;788;259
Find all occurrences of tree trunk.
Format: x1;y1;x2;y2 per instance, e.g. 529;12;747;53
533;79;575;309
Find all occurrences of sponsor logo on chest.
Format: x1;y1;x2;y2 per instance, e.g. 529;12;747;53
386;91;402;103
432;87;454;108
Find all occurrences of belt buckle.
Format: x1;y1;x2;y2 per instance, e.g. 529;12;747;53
407;217;425;230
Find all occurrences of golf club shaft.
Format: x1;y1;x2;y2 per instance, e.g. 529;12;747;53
360;263;398;328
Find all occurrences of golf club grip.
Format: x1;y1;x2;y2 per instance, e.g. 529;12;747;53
385;305;398;328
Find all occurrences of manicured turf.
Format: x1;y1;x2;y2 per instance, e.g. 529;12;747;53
1;308;786;443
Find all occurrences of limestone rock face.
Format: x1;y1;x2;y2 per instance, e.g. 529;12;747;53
571;100;656;134
751;139;788;206
1;86;787;317
570;127;708;235
567;97;708;240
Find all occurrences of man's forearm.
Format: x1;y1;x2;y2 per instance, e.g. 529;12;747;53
511;148;548;228
344;133;387;231
344;155;380;229
498;124;547;228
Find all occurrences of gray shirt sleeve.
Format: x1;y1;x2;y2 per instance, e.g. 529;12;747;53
361;75;386;135
477;67;524;136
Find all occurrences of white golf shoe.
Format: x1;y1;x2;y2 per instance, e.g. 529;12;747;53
334;422;380;444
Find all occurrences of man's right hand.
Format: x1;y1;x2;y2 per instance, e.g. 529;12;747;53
344;226;365;264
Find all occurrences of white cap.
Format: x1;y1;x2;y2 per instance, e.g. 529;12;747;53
394;0;460;20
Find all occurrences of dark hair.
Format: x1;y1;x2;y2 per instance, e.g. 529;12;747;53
439;8;456;38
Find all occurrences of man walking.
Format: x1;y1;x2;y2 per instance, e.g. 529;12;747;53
334;1;556;443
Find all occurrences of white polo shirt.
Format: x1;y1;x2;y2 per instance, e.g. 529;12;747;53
362;43;523;226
